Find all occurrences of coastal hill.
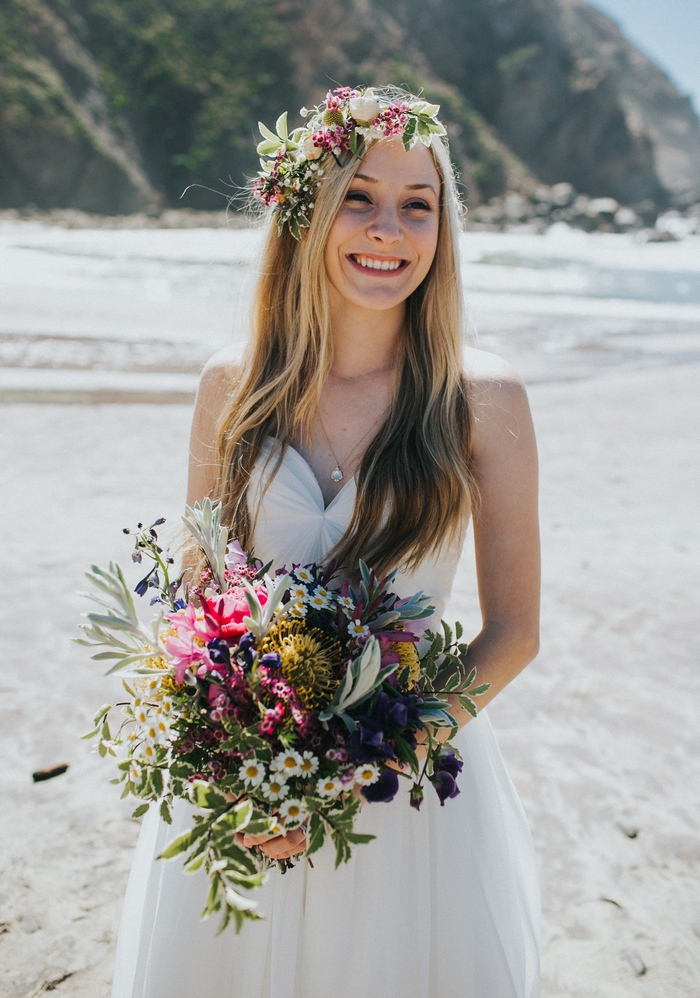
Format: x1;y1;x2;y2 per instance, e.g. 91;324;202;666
1;0;698;216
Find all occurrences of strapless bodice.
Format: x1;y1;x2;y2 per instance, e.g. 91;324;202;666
247;438;464;633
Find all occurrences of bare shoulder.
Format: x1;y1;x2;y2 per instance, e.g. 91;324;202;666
463;346;534;454
198;344;244;396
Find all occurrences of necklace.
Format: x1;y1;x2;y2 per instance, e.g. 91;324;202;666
317;405;390;482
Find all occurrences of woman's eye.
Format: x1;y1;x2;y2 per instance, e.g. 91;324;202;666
346;191;372;204
406;199;431;211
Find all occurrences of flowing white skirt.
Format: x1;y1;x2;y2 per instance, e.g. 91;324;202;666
112;712;540;998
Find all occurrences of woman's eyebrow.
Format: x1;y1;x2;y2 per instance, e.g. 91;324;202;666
354;173;437;195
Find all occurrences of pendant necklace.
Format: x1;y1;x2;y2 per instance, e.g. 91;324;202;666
317;405;390;483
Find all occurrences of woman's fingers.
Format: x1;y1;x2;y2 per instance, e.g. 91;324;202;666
259;828;307;859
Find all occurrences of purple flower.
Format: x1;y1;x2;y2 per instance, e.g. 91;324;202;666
409;782;424;811
207;637;231;667
433;747;463;781
362;768;399;803
349;720;394;763
431;770;460;806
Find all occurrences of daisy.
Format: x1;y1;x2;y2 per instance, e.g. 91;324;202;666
316;775;343;799
134;705;149;726
261;776;289;802
288;584;309;602
271;750;302;777
295;568;313;584
354;763;380;786
299;751;319;776
337;595;355;612
128;760;142;784
348;619;370;640
279;798;307;826
288;599;307;618
309;590;332;610
238;759;266;787
141;743;157;765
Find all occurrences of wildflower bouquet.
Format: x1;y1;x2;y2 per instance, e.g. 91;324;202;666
80;500;489;932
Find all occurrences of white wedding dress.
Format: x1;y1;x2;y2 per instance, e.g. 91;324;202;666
112;440;541;998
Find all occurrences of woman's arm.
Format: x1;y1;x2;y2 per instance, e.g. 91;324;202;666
187;349;240;506
440;350;541;735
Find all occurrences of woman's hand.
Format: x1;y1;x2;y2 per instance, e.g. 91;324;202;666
236;828;307;860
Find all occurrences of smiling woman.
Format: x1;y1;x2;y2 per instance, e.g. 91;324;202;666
111;86;541;998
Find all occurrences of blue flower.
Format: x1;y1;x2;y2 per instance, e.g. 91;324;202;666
431;770;460;806
433;747;463;781
207;637;231;667
362;768;399;803
349;719;395;763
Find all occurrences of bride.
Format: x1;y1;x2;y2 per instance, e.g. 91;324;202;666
112;87;541;997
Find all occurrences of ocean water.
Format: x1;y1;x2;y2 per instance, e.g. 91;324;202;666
0;221;698;397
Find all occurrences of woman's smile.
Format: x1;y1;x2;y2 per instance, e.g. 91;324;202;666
347;253;409;275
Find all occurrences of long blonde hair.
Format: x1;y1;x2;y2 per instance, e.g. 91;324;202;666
213;129;475;577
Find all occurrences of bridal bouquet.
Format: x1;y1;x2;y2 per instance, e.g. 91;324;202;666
79;501;489;932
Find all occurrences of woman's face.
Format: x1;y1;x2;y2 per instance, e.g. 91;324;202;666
324;137;441;314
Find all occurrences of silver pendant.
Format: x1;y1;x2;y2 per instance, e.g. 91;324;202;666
330;466;344;483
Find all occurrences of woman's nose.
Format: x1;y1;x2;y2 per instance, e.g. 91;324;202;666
366;204;402;244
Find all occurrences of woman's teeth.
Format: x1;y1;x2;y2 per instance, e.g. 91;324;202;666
352;255;403;271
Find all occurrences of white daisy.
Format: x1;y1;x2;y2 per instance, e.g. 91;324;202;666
268;819;286;836
289;584;309;602
309;591;332;610
134;705;149;726
337;595;355;612
261;776;290;802
299;751;319;776
128;760;142;783
295;568;313;583
288;599;307;618
279;798;307;826
348;619;371;640
141;743;157;765
354;763;380;786
158;699;174;717
271;750;303;777
316;775;343;799
238;759;266;787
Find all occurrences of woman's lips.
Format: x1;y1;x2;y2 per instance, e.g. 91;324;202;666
347;254;409;275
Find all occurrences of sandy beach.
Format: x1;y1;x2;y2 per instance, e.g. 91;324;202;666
1;221;698;997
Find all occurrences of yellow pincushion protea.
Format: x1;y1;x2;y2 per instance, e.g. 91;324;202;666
261;620;343;711
393;626;421;689
133;653;182;700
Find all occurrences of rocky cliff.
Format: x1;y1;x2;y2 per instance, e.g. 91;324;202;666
1;0;698;214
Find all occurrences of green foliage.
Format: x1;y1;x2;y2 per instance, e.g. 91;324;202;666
59;0;297;204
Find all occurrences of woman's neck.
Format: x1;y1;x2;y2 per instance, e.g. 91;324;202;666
328;289;404;380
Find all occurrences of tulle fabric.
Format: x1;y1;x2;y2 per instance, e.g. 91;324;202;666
111;441;541;997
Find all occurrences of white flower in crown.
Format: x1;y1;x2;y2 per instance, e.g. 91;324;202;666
299;751;319;776
302;136;322;160
337;595;355;613
289;583;309;602
354;763;380;786
294;568;314;584
271;750;303;777
238;759;266;787
316;775;343;799
261;775;290;801
348;95;381;123
279;798;307;826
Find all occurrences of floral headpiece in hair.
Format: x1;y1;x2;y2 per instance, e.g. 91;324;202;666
251;86;447;239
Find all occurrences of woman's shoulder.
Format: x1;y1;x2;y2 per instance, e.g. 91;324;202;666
196;345;244;406
462;346;534;453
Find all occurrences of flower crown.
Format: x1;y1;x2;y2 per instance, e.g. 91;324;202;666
251;86;447;240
